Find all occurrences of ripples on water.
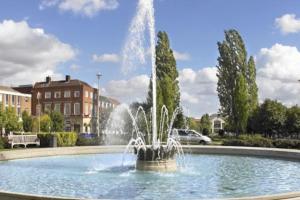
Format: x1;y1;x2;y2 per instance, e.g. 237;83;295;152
0;153;299;199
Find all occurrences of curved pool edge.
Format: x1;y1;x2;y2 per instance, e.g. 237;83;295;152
0;145;300;200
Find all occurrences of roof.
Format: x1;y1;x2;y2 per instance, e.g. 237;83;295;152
34;79;93;89
0;85;31;97
209;113;224;120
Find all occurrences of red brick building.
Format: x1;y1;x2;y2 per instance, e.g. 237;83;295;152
31;75;98;133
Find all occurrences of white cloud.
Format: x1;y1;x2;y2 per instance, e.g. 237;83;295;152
40;0;119;17
92;53;120;63
275;14;300;34
104;75;150;103
0;20;76;85
70;64;80;71
256;43;300;106
173;51;191;61
179;67;219;117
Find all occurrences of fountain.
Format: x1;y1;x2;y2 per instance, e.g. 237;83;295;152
120;0;183;171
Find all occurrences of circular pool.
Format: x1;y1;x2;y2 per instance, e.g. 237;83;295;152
0;151;300;200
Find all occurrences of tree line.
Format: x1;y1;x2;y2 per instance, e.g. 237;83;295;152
217;29;300;139
0;105;64;134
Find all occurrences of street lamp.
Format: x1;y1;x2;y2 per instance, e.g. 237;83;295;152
37;92;41;134
96;73;102;138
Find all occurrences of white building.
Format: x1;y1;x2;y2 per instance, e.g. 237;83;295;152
210;114;226;134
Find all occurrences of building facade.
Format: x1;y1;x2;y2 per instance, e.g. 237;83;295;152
99;96;120;111
209;114;226;134
31;75;98;133
0;86;31;117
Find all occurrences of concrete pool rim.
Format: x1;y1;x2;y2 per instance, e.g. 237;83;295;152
0;145;300;200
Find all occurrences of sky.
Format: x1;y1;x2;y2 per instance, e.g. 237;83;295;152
1;0;300;118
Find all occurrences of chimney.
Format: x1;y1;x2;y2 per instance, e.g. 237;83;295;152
66;75;71;82
46;76;51;83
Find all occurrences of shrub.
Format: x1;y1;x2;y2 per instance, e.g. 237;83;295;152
223;134;273;147
38;132;77;147
56;132;77;147
0;137;4;149
76;134;102;146
273;139;300;149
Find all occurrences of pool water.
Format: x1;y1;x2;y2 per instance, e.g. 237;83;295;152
0;153;299;199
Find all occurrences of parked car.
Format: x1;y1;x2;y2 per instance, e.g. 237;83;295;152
171;129;212;145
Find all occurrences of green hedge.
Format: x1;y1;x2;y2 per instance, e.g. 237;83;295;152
76;136;102;146
37;132;77;147
223;134;274;148
273;139;300;149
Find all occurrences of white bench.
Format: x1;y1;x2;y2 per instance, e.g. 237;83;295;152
8;135;40;148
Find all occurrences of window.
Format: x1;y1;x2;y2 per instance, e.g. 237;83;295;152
84;103;89;115
74;91;80;98
17;96;20;105
64;91;71;98
25;97;29;103
214;120;221;129
44;103;52;112
85;91;89;98
54;91;61;98
5;95;9;106
90;92;93;99
74;103;80;115
11;95;15;105
45;92;51;99
64;103;71;115
54;104;61;113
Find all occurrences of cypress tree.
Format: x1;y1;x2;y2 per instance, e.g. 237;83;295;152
217;29;258;134
233;73;249;134
247;56;258;113
146;31;183;140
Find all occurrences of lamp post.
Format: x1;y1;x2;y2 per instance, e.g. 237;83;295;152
37;92;41;134
96;73;102;138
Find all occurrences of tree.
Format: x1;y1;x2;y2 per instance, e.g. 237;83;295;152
50;111;64;132
22;111;32;132
0;105;6;133
233;73;249;134
217;29;258;134
4;107;21;133
247;56;258;113
286;106;300;139
199;114;212;135
146;31;183;141
40;114;51;133
256;99;287;138
187;117;200;132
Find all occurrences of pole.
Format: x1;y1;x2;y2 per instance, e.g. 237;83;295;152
96;73;102;138
37;92;41;134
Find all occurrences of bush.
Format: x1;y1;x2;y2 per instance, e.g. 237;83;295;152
38;132;77;147
273;139;300;149
0;137;4;149
223;134;273;148
56;132;77;147
76;134;102;146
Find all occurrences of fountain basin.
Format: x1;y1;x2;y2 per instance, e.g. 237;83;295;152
0;146;300;200
136;159;177;171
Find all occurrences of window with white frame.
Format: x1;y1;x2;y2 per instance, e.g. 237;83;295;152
64;103;71;115
90;92;93;99
74;91;80;98
84;103;89;115
44;103;52;112
5;95;9;106
45;92;51;99
54;103;61;113
11;95;15;105
74;103;80;115
85;91;89;98
54;91;61;98
64;91;71;98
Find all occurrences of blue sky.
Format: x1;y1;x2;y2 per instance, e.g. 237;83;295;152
1;0;300;117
